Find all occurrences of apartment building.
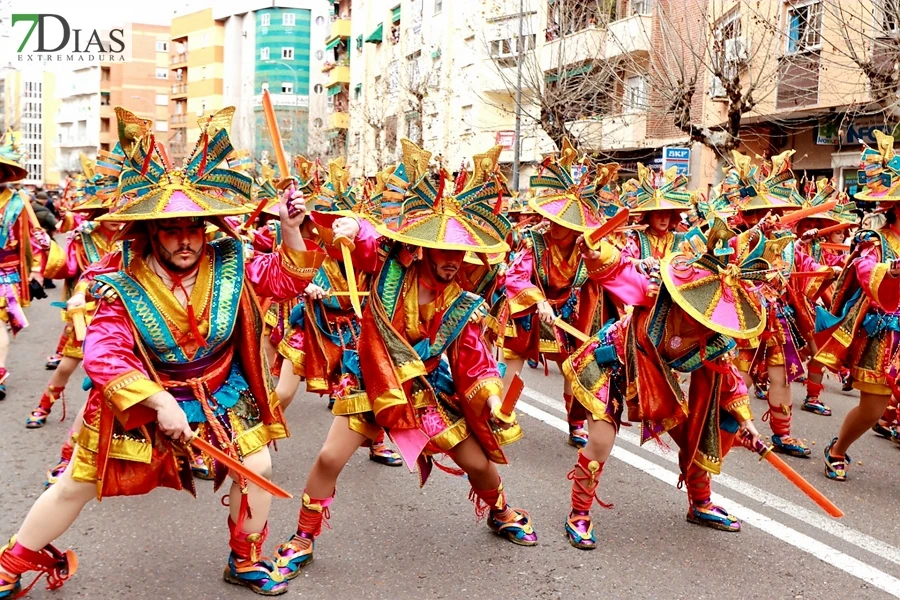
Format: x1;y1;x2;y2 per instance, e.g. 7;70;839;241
0;69;60;186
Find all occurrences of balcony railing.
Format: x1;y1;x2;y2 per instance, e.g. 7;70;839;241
171;114;187;125
171;83;187;95
171;52;188;65
776;50;821;110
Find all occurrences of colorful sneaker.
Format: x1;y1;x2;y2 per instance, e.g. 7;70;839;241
223;553;287;596
753;382;768;400
801;397;832;416
487;508;538;546
841;372;853;392
368;443;402;467
0;572;20;599
0;368;8;401
44;459;70;489
45;354;61;370
191;454;214;481
872;421;895;439
568;425;588;449
564;511;595;550
686;501;741;532
273;534;314;580
824;438;850;481
772;434;811;458
327;397;335;410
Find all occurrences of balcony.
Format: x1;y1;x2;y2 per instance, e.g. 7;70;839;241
251;94;310;109
171;83;187;98
171;114;188;125
328;112;350;130
171;52;188;65
541;26;606;73
776;51;820;110
327;18;351;43
604;14;652;61
328;65;350;87
566;112;648;152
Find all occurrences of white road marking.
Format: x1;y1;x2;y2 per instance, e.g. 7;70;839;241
517;389;900;598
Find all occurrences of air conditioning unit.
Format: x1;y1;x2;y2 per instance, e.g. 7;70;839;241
725;37;749;63
709;76;727;101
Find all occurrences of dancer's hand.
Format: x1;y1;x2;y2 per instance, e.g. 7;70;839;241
305;283;327;300
280;184;307;227
801;228;818;241
488;395;515;430
536;300;555;325
739;420;761;450
332;216;360;241
147;391;193;443
576;235;602;261
67;293;86;310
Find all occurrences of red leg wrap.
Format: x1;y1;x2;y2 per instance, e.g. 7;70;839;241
565;393;586;426
469;482;507;522
568;451;612;512
685;466;711;506
0;538;77;595
805;380;824;400
296;491;334;539
228;518;268;563
762;402;792;436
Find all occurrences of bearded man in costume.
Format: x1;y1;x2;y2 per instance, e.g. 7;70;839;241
0;107;324;598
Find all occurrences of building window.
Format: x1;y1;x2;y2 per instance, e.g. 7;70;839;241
630;0;653;15
282;47;294;60
100;93;111;106
101;67;110;82
786;1;822;53
316;50;324;60
283;13;296;27
261;47;270;60
156;68;168;79
435;0;442;15
623;75;647;112
461;105;472;131
261;82;269;91
261;13;270;27
314;118;323;128
388;60;399;93
156;120;169;132
356;35;363;52
282;82;293;94
156;40;169;52
881;0;900;33
314;84;324;93
156;93;167;106
354;84;362;100
316;16;325;26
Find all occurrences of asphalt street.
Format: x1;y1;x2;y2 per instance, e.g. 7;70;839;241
1;294;899;599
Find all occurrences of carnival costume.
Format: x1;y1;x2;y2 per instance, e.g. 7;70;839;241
563;219;767;545
0;132;50;398
0;106;323;598
816;130;900;481
502;139;621;448
722;151;827;458
621;164;692;262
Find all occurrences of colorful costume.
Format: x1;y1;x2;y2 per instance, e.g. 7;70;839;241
620;164;692;262
0;106;323;598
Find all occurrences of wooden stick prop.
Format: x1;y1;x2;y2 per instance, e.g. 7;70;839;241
586;208;630;250
741;431;843;518
777;200;837;228
492;373;524;425
261;89;291;181
816;222;854;237
553;316;590;343
820;243;850;252
190;435;292;499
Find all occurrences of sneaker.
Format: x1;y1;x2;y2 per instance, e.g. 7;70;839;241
686;501;741;532
564;511;596;550
45;354;61;370
273;535;314;580
45;459;70;488
568;425;588;449
772;434;811;458
487;508;538;546
841;373;853;392
223;553;287;596
368;443;402;467
824;438;850;481
801;397;832;416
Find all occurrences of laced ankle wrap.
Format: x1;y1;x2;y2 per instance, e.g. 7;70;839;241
469;482;507;522
0;537;77;596
228;518;268;564
762;402;792;436
297;491;334;538
568;451;612;512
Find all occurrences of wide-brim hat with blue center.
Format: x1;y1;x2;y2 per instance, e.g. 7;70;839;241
661;218;771;339
0;132;27;184
800;178;857;224
528;138;606;233
719;150;804;212
70;150;124;214
98;106;252;223
625;163;693;213
855;130;900;202
375;139;511;254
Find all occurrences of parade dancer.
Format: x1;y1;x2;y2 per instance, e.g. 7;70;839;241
275;141;537;581
502;139;620;448
562;218;767;547
0;107;323;598
274;158;401;466
26;163;122;429
621;164;691;263
0;133;50;399
817;131;900;481
722;151;822;458
793;181;856;416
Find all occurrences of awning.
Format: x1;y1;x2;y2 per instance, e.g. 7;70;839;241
365;23;383;43
327;85;343;97
391;5;401;23
545;63;593;83
325;37;340;50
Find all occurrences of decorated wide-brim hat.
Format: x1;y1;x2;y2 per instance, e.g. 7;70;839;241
626;163;693;213
660;219;770;340
720;150;804;212
463;250;505;265
856;130;900;202
528;138;605;233
800;178;857;225
0;132;27;184
375;139;511;254
99;106;251;222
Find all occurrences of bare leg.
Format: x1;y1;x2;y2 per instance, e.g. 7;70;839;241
46;356;81;389
0;325;8;370
305;416;367;498
448;435;499;490
15;449;95;549
582;419;616;463
832;391;892;456
228;448;274;534
262;334;277;370
275;361;303;410
502;357;524;393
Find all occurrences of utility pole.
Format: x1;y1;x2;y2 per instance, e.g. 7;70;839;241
511;0;525;194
